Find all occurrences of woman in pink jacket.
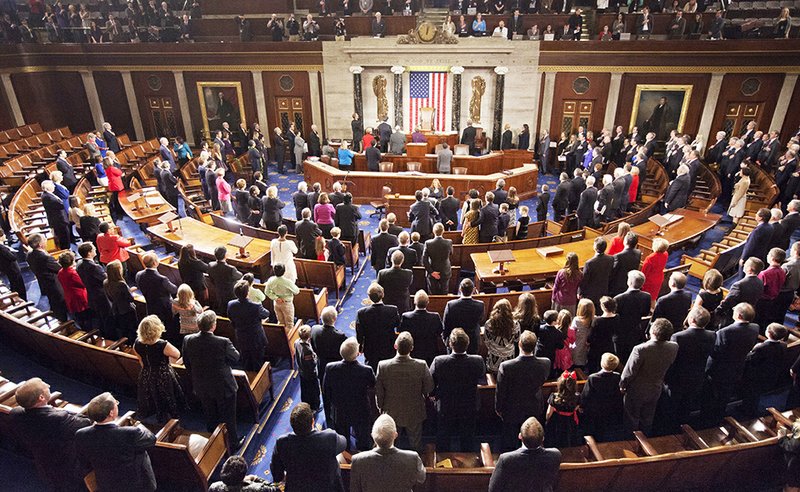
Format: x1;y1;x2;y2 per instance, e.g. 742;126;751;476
216;168;232;215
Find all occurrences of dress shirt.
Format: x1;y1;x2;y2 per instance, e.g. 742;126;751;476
265;276;300;301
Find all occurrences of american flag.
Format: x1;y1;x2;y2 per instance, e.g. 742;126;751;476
409;71;448;132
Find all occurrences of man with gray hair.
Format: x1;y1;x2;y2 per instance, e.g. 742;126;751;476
349;414;426;491
389;125;406;154
323;337;376;451
40;179;70;250
613;270;652;364
311;306;347;385
707;130;728;165
663;163;691;213
493;179;508;205
26;232;68;321
376;332;434;452
159;136;176;170
377;250;413;313
651;271;692;333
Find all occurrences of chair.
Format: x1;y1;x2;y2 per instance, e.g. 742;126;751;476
452;167;468;175
379;162;394;173
370;186;391;219
406;162;422;172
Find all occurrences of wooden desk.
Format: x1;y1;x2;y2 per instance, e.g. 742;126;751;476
148;218;272;278
120;189;175;226
632;208;721;252
304;160;538;203
350;150;534;175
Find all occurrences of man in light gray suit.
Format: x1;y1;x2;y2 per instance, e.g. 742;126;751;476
349;414;426;492
620;318;679;435
437;142;453;174
376;332;434;452
389;126;407;154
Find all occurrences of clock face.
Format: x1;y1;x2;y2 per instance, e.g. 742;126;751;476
418;22;436;42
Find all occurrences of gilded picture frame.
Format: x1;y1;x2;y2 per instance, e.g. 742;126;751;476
197;81;246;139
629;84;692;141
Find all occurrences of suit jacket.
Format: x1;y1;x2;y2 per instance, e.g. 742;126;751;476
308;131;321;156
334;203;361;240
161;168;178;203
620;339;679;399
580;253;613;304
707;321;760;382
103;130;120;153
371;232;399;270
488;446;562;492
376;354;434;426
741;222;774;264
461;126;477;148
10;406;92;488
409;199;437;237
664;173;690;211
580;370;623;422
27;249;63;296
665;326;716;390
311;324;347;380
706;139;726;164
295;218;322;260
437;148;453;173
552;181;570;211
613;289;652;348
443;297;485;354
437;196;460;227
495;355;551;422
386;245;418;270
182;331;240;398
208;261;243;309
371;18;386;36
365;145;381;171
270;429;347;491
744;339;787;392
399;309;444;365
261;197;285;228
177;257;209;296
329;191;346;209
350;446;426;492
135;268;177;316
377;122;392;149
576;186;597;223
159;144;176;170
76;258;111;314
292;191;310;221
568;176;585;209
56;157;78;189
422;236;452;276
356;303;400;366
717;275;764;316
42;191;68;228
75;423;157;492
227;298;270;350
388;131;406;154
472;203;500;242
609;247;642;296
430;352;486;416
377;267;413;314
322;359;375;424
493;187;509;205
652;289;692;332
776;212;800;250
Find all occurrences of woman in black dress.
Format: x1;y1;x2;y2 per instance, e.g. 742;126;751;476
177;244;209;305
134;315;185;423
246;185;263;228
517;124;530;151
587;296;621;374
261;186;285;231
233;179;250;223
693;269;723;330
103;260;138;341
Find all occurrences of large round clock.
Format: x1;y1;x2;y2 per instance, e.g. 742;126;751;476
417;21;437;43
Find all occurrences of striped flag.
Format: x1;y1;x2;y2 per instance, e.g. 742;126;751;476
409;71;448;132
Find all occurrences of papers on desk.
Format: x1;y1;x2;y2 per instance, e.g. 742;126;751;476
398;171;425;176
145;196;166;207
537;246;564;258
648;213;684;228
126;192;142;202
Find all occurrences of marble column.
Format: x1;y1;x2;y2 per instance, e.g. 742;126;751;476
491;67;508;151
120;70;144;141
350;66;364;132
450;66;464;133
80;71;105;130
770;74;798;133
539;72;556;137
604;73;623;131
696;73;724;150
307;70;323;132
0;73;24;127
391;66;404;129
253;70;269;133
173;71;195;146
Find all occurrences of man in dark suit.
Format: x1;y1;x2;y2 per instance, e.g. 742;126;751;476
0;232;25;300
580;354;623;441
273;127;287;172
371;11;386;37
227;280;270;371
41;179;70;250
399;290;444;366
664;306;715;427
613;270;652;365
365;139;381;171
611;168;627;218
76;243;112;338
311;306;347;385
308;124;321;157
651;271;692;334
431;328;486;451
706;131;727;165
208;246;243;315
334;193;361;245
488;417;561;492
567;168;585;214
10;377;92;491
757;131;781;169
422;223;453;295
741;323;788;417
471;191;500;243
703;302;760;425
159;137;176;171
461;120;477;155
552;173;571;222
576;175;598;229
329;182;346;208
716;257;765;326
55;149;78;191
102;122;121;153
271;403;347;491
776;199;800;250
377;117;392;152
387;213;404;236
745;130;764;161
719;138;744;204
292;182;310;221
75;392;157;492
443;279;485;355
437;187;460;231
685;150;702;192
493;179;509;206
386;231;418;269
26;233;68;322
322;337;376;451
378;251;413;314
580;237;614;308
356;283;401;371
496;331;551;452
740;208;775;267
609;232;642;296
409;190;437;241
371;219;400;273
663;164;691;213
295;208;322;260
183;311;242;450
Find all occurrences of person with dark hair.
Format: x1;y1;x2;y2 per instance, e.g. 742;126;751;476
587;297;620;374
270;403;347;490
265;263;300;331
208;246;243;314
135;252;179;343
580;237;613;308
27;233;68;321
76;242;113;338
488;417;561;492
0;230;25;300
210;455;280;491
442;278;484;355
295;207;323;260
437;187;460;232
356;283;401;371
294;325;321;412
613;270;652;365
334;192;361;245
96;221;131;266
177;244;209;304
545;371;581;447
609;232;642;297
739;208;775;268
377;250;413;314
57;251;91;329
715;257;764;326
228;279;270;371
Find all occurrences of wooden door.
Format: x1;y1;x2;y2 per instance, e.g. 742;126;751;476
147;96;179;138
275;97;308;136
722;102;763;138
561;100;594;136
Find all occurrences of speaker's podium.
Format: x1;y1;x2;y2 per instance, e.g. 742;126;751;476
229;234;254;259
158;211;179;234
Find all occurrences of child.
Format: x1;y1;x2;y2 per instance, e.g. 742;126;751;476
497;203;510;239
537;184;550;222
516;205;530;240
409;232;424;265
314;235;327;261
294;325;321;412
534;310;567;378
553;309;575;373
587;296;620;374
545;370;581;447
580;353;623;441
327;227;346;266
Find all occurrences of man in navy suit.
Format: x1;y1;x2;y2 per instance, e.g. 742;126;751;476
399;290;444;366
715;257;764;326
609;232;642;297
377;251;413;314
75;392;157;492
270;403;347;491
580;236;614;308
76;242;113;339
423;223;454;295
651;272;693;334
55;149;78;191
493;178;509;206
488;417;561;492
496;331;551;452
430;328;486;451
576;175;598;229
371;219;399;273
227;280;270;371
613;270;652;365
741;323;788;417
311;306;347;385
135;252;179;341
663;164;691;213
158;136;176;171
665;307;715;427
442;279;485;355
703;302;760;425
182;311;242;450
386;231;418;269
471;191;500;243
356;282;401;371
322;337;376;451
740;208;775;267
580;353;623;441
10;377;92;491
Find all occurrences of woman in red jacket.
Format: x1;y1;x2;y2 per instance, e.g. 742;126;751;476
57;251;90;328
104;155;124;221
641;237;670;306
96;221;131;269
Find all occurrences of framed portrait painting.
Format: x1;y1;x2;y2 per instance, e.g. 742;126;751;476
197;82;246;139
629;84;692;142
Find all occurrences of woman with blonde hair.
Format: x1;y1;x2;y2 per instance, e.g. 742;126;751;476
642;238;670;304
571;298;595;368
607;222;631;256
483;299;520;374
728;167;751;224
261;185;285;231
776;7;792;38
552;252;582;314
429;178;444;200
134;315;185;423
171;284;203;337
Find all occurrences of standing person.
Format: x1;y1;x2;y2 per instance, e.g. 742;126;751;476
437;187;460;232
26;233;68;321
294;325;321;412
182;310;242;451
728;166;751;224
587;297;620;373
544;371;581;447
580;353;624;441
294;130;306;173
641;238;669;304
322;337;376;451
351;113;363;152
488;417;562;492
461;199;481;245
334;193;361;245
96;221;131;267
75;393;157;492
398;290;444;366
537;185;550;222
314;192;336;238
227;280;270;372
177;244;209;304
134;315;184;423
106;159;124;221
422;223;453;295
483;299;521;375
376;332;434;452
171;284;203;339
580;237;614;308
311;306;347;385
0;231;25;299
295;208;322;260
57;251;91;329
377;251;413;314
135;253;179;342
609;232;642;297
437;142;453;173
471;191;500;243
652;272;693;333
552;252;582;314
442;279;485;355
270;225;298;283
409;190;438;241
216;168;233;216
350;414;426;491
613;271;652;365
104;260;138;341
208;246;243;315
76;242;112;338
41;180;70;250
292;182;310;221
265;263;300;331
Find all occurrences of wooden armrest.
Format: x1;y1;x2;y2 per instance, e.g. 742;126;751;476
155;419;180;442
681;424;709;449
6;301;34;314
633;431;659;457
724;416;759;443
480;443;495;467
768;407;794;428
75;329;100;342
584;435;604;461
26;311;54;324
